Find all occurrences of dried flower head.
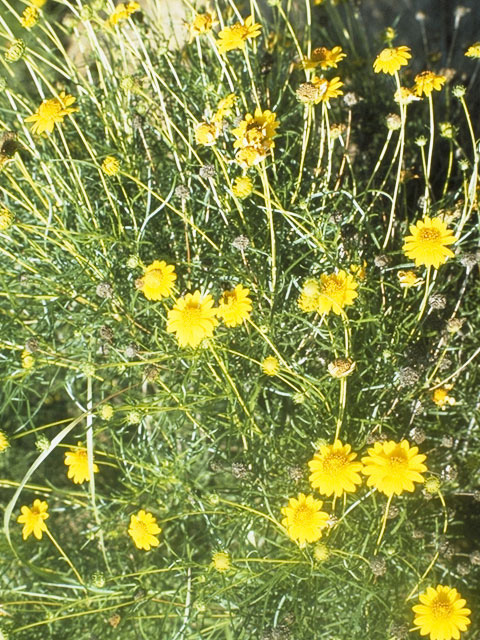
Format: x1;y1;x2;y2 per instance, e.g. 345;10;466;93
327;357;356;378
370;556;387;576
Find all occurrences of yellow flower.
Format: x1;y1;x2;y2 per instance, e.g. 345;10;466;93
361;440;427;497
281;493;330;545
212;551;231;571
0;206;14;231
17;499;49;540
412;585;471;640
102;156;120;176
261;356;279;376
195;122;219;146
217;15;261;54
350;261;367;280
397;270;424;288
298;278;321;312
308;440;363;498
214;93;236;122
25;91;77;135
432;387;456;408
100;404;114;420
414;71;446;97
20;6;39;29
128;510;161;550
166;290;218;348
403;216;458;269
0;430;9;452
311;76;344;104
232;108;279;167
108;0;140;26
217;284;252;327
64;443;99;484
136;260;176;301
232;175;253;198
317;270;358;315
31;0;47;6
465;42;480;58
373;46;411;74
302;46;346;70
21;350;34;369
189;12;216;37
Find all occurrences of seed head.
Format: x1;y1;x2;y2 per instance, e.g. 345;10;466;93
429;293;446;310
232;235;250;251
199;164;216;179
369;556;387;577
96;282;113;298
386;113;401;130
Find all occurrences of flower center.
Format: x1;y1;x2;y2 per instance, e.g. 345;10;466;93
387;448;408;470
323;453;348;473
431;596;454;620
419;228;441;241
221;291;237;306
41;100;63;117
292;505;315;527
144;269;165;288
321;276;343;295
380;49;395;61
182;302;202;324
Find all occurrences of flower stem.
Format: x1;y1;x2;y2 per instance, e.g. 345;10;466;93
259;164;276;294
375;494;393;552
44;527;85;587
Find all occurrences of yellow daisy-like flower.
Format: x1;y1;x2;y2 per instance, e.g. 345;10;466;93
128;510;161;551
308;440;363;498
397;270;424;288
317;270;358;315
20;6;39;29
0;430;9;452
432;387;456;408
217;284;252;327
232;175;253;198
136;260;176;301
64;443;99;484
195;122;219;146
166;290;218;348
17;499;49;540
311;76;344;104
25;91;77;135
261;356;279;376
414;71;446;97
212;551;231;572
214;93;237;122
403;216;458;269
102;156;120;176
465;42;480;58
412;585;471;640
302;45;346;70
350;261;367;281
373;45;411;74
297;278;321;312
232;108;279;166
189;12;216;38
21;349;35;369
217;15;261;54
31;0;46;6
108;0;140;26
361;440;427;497
281;493;330;545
